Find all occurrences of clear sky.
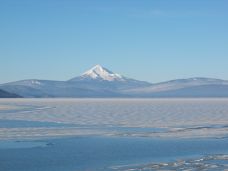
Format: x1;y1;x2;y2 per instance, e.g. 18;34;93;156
0;0;227;83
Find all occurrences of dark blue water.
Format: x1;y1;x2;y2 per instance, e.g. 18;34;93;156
0;141;47;149
0;136;228;171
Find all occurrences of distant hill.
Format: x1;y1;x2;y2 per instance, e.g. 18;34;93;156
0;65;228;98
0;89;21;98
0;65;150;98
123;77;228;97
126;84;228;97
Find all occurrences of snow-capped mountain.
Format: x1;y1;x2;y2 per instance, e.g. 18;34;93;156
70;65;125;82
0;65;151;97
1;65;228;98
68;65;151;90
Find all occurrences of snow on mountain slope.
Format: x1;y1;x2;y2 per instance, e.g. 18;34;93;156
68;64;151;89
69;65;126;82
80;64;124;81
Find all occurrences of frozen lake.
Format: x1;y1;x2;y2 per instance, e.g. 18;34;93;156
0;98;228;170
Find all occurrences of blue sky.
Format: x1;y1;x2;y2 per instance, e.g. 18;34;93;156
0;0;227;83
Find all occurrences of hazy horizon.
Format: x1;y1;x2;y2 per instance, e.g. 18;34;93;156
1;64;228;84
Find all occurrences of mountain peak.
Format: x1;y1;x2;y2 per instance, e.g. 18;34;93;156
83;64;109;75
91;64;103;70
68;65;151;88
69;65;124;82
81;64;123;81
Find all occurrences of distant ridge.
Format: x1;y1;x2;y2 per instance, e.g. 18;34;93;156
0;89;21;98
0;65;228;98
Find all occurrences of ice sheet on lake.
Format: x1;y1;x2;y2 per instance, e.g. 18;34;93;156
110;154;228;171
0;98;228;139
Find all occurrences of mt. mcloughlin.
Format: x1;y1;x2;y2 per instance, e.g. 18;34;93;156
1;65;228;98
